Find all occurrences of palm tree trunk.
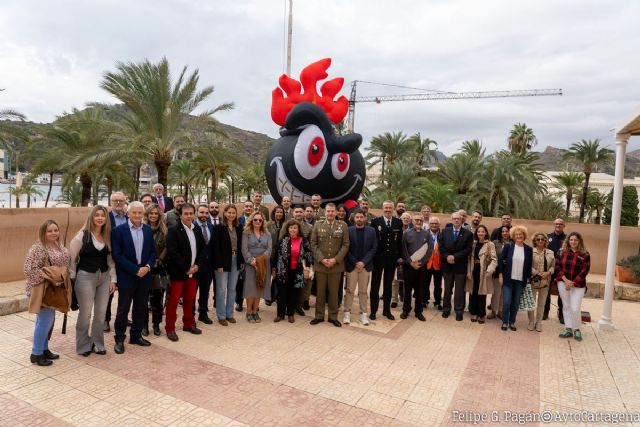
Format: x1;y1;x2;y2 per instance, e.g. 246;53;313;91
45;172;54;207
210;170;217;201
155;157;171;189
579;173;590;223
15;192;20;208
27;193;31;208
80;171;92;207
565;194;571;217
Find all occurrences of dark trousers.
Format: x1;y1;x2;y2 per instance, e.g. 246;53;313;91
115;281;150;343
277;273;299;317
371;258;397;315
105;292;114;322
403;267;425;315
468;265;486;317
235;271;245;305
197;267;213;315
443;271;466;315
148;288;165;326
544;282;563;317
423;268;442;305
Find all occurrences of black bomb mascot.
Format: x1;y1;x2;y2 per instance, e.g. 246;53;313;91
265;58;365;210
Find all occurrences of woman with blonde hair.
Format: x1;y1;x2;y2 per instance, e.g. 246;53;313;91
499;225;533;331
143;203;168;336
242;211;272;323
69;205;116;356
528;232;555;332
24;220;71;366
555;232;590;341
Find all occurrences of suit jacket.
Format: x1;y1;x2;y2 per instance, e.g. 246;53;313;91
156;195;174;213
196;220;216;271
166;221;207;281
208;216;222;227
112;222;157;289
255;204;270;220
310;219;349;273
501;242;533;287
401;228;433;269
370;216;403;261
345;226;378;272
109;211;128;229
438;226;473;274
212;224;245;271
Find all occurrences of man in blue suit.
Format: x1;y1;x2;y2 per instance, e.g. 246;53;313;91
195;204;216;324
343;210;377;326
111;201;157;354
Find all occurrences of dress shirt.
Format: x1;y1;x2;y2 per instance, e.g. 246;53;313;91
182;221;197;266
113;212;128;228
511;244;525;281
129;220;144;264
198;220;210;244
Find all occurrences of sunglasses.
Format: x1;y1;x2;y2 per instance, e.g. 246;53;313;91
535;238;546;241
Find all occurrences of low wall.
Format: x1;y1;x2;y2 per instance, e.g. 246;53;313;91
1;208;639;282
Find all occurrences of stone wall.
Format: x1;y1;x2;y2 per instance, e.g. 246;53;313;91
1;208;639;282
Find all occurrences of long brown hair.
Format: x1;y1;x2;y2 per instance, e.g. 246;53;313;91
561;231;586;254
38;219;61;247
223;204;239;228
244;211;267;233
82;205;112;251
144;203;167;235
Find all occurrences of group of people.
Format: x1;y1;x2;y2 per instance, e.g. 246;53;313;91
23;186;591;366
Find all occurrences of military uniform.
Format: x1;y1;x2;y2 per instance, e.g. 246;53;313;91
370;215;403;318
255;204;270;221
310;219;349;321
364;212;376;226
312;207;325;222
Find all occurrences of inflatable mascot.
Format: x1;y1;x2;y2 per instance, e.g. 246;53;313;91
265;58;365;209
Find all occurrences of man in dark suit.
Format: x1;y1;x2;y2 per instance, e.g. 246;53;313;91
401;214;433;321
195;204;215;324
165;203;206;341
208;201;221;226
111;201;157;354
369;200;403;321
252;191;270;220
344;210;377;326
105;191;128;332
153;183;173;213
438;211;473;321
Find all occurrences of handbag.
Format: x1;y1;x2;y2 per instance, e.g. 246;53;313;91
152;272;170;290
530;252;548;290
519;283;536;311
41;254;71;313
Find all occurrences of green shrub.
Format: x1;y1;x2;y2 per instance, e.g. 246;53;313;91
617;254;640;279
603;186;639;226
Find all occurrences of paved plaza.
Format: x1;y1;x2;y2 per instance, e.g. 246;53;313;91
0;293;639;426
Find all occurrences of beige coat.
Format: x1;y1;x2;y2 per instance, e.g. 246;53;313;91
465;241;498;295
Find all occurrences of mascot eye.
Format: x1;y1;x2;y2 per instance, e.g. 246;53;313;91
331;153;350;180
294;125;327;180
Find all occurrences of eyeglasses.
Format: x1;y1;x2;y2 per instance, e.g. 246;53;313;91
414;220;423;223
112;200;125;204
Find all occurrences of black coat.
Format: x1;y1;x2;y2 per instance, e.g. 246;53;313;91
438;226;473;274
500;242;533;286
345;226;378;272
166;222;206;281
212;224;245;271
370;216;403;260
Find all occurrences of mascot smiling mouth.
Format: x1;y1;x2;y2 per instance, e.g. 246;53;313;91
264;58;366;208
270;156;363;204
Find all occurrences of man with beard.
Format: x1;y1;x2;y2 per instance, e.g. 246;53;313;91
208;201;221;226
470;211;483;233
165;195;186;229
395;202;406;218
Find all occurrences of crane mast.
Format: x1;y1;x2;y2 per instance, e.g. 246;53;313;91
346;80;562;133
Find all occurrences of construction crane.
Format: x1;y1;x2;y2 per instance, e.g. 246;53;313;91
346;80;563;133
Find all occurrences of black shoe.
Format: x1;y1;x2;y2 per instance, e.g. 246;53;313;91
235;303;243;312
383;312;395;321
43;349;60;360
178;297;183;306
141;327;149;337
369;313;376;320
442;312;450;319
104;323;111;333
329;320;342;327
400;312;408;320
80;350;91;357
167;331;179;342
129;337;151;347
127;319;132;326
114;342;125;354
542;313;549;320
455;313;463;321
422;303;428;308
391;302;398;308
310;318;323;325
416;313;426;322
92;344;106;355
183;326;202;335
501;324;508;331
509;324;517;331
265;300;272;306
303;301;310;310
295;307;306;316
436;304;443;311
30;354;53;366
153;324;161;336
559;316;565;325
198;315;214;325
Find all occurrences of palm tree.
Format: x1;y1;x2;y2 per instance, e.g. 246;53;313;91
508;123;537;153
365;131;415;184
407;132;438;167
18;183;44;208
169;159;203;202
412;179;457;213
56;181;82;207
0;89;27;151
100;57;233;188
26;140;62;207
437;152;482;195
552;170;584;217
371;159;423;204
234;163;267;199
460;139;486;159
564;138;614;223
587;189;608;224
193;139;243;201
522;194;565;221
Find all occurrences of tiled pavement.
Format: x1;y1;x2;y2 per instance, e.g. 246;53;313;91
1;295;640;426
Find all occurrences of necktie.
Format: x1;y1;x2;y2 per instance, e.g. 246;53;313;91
454;229;459;240
158;197;165;212
387;219;391;228
201;224;209;244
212;217;217;225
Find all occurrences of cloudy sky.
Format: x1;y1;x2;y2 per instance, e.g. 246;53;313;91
1;0;639;155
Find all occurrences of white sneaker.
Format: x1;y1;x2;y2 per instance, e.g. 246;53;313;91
360;313;370;326
343;312;351;324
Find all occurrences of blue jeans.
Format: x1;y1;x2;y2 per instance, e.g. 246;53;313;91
32;308;55;355
214;256;239;320
502;279;524;325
